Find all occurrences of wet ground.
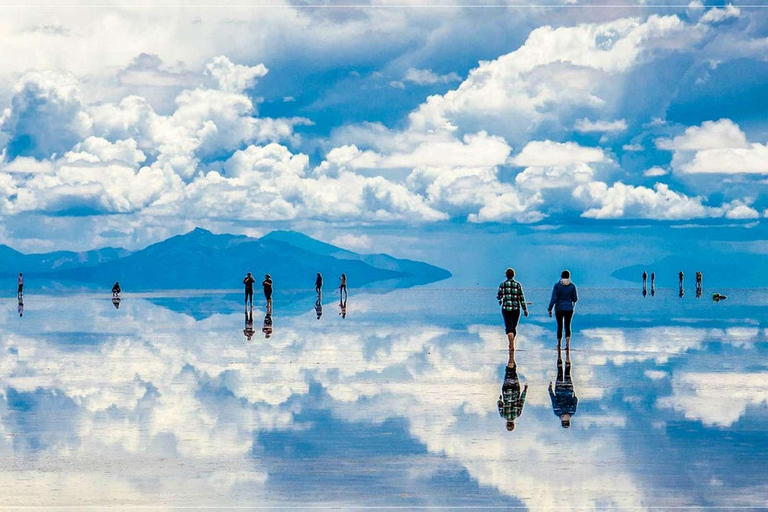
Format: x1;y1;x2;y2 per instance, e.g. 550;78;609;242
1;287;766;509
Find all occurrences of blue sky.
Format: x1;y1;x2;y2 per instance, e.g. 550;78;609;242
0;1;766;270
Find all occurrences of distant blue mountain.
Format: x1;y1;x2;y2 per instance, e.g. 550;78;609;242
262;230;452;285
4;228;450;291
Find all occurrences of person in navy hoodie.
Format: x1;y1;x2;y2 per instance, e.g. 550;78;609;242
548;270;579;349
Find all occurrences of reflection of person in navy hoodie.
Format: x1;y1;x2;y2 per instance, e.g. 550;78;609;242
549;345;578;428
548;270;579;349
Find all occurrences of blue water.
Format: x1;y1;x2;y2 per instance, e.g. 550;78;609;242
0;287;766;508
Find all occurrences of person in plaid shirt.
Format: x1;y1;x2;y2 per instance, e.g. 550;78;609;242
497;268;529;357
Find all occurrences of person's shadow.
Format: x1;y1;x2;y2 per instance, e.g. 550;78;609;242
549;345;578;428
262;313;273;338
497;351;527;432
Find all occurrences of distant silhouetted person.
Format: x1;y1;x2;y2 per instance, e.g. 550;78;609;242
695;271;703;298
17;273;23;297
262;313;273;338
244;307;255;340
498;363;527;432
339;273;347;300
112;281;121;297
548;270;578;350
315;296;323;319
651;272;656;296
713;293;727;302
17;297;23;317
315;273;323;295
679;271;684;288
243;272;255;307
497;268;529;355
642;270;647;287
549;345;578;428
263;274;273;313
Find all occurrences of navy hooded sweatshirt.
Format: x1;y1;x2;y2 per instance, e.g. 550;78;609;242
548;279;578;312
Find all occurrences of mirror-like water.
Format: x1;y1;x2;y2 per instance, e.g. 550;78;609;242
1;287;766;509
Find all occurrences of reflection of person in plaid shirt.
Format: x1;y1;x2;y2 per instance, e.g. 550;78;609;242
498;365;527;432
497;268;528;360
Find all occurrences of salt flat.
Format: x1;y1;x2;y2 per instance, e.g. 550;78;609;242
0;287;766;510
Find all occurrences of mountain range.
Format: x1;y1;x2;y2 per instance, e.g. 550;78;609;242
0;228;451;291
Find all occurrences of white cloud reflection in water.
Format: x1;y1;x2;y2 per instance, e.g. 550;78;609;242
0;288;766;508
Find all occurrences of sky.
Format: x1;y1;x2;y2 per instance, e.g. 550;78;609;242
0;0;767;277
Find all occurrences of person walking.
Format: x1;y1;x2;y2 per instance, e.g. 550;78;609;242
17;273;23;297
263;274;273;313
695;271;703;298
548;269;578;349
315;273;323;295
549;345;578;428
679;271;685;298
651;272;656;296
243;272;255;307
112;281;121;297
497;268;529;355
642;271;647;288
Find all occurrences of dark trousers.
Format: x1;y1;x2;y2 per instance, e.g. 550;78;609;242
245;289;253;303
556;310;574;339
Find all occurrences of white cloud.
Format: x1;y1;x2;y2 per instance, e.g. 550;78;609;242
622;143;643;152
643;166;668;177
724;202;759;220
659;119;768;175
331;233;372;251
575;182;713;220
699;4;740;24
401;68;462;86
205;56;268;94
406;15;698;144
574;118;628;134
659;372;768;427
512;140;606;168
656;119;748;151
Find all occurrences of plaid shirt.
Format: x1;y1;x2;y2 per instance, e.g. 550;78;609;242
497;279;527;312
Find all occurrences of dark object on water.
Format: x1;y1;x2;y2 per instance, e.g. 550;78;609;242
712;293;728;302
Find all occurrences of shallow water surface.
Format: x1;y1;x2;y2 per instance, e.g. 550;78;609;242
1;287;766;509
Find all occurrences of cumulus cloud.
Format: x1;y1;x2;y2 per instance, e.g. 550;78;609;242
205;56;268;93
659;119;768;175
699;4;740;24
0;71;91;160
513;140;609;191
406;15;699;143
575;182;712;220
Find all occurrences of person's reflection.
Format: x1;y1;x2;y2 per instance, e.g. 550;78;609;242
262;313;273;338
17;297;23;317
339;295;347;319
679;285;685;298
497;351;527;432
244;306;255;340
549;345;578;428
315;296;323;320
112;297;121;309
